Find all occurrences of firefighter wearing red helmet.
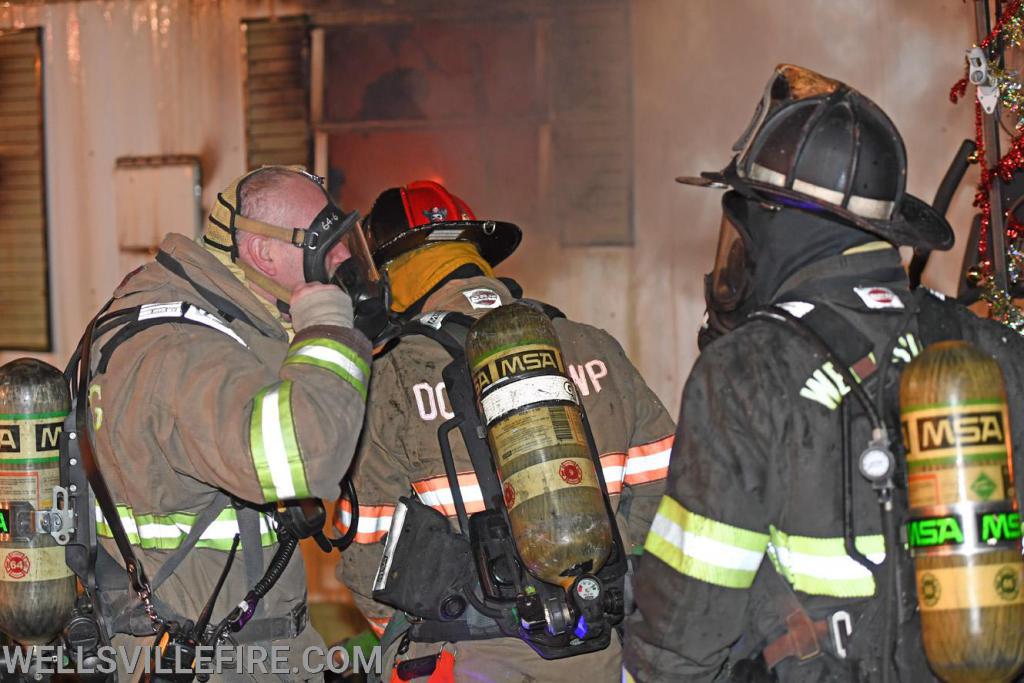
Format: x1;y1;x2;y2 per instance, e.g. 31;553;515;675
333;180;676;681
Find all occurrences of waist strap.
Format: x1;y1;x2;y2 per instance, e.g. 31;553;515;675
762;609;830;670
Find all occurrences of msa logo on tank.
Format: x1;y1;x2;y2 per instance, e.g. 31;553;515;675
473;344;564;394
903;402;1013;509
416;359;611;422
799;332;922;410
0;421;63;458
903;410;1005;454
908;511;1022;549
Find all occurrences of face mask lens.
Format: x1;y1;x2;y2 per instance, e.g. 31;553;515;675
339;222;381;284
709;214;750;311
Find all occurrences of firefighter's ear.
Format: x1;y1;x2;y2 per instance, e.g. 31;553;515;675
238;232;278;277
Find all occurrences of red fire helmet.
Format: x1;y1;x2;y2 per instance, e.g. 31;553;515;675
362;180;522;269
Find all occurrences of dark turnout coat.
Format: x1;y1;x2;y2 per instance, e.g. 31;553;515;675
624;248;1024;682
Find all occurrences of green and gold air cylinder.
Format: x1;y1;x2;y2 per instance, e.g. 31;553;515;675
900;341;1024;683
466;303;613;588
0;359;76;644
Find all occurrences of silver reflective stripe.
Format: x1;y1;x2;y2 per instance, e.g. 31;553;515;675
748;163;895;220
184;306;247;347
261;386;292;497
134;301;247;348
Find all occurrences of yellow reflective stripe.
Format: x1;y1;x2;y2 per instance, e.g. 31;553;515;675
95;505;277;551
285;338;368;399
622;667;636;683
644;496;768;589
767;526;882;597
249;380;310;502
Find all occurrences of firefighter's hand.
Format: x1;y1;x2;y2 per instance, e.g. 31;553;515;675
291;282;354;331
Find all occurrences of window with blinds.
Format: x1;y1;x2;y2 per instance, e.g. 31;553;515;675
243;16;311;170
0;28;50;351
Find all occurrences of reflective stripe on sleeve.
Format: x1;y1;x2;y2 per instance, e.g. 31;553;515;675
96;505;276;551
285;338;369;399
622;668;636;683
412;472;487;515
599;453;626;495
624;435;673;485
767;526;882;598
366;616;390;638
644;495;768;589
333;498;396;544
250;380;310;501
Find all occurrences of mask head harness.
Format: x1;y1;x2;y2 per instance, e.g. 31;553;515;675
204;166;366;312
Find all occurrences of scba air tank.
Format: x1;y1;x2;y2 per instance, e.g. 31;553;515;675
900;341;1024;683
466;303;613;588
0;359;76;644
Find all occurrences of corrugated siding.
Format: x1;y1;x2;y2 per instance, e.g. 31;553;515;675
0;28;50;351
244;16;311;169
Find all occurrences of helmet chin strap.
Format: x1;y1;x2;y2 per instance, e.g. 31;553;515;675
238;261;294;315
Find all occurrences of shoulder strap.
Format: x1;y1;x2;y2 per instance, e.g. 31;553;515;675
383;299;565;360
382;311;476;360
519;298;566;320
74;313;161;626
150;492;232;591
780;302;875;374
915;288;964;346
155;250;269;335
95;301;248;375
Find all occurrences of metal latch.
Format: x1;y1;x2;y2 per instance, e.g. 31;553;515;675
34;486;75;545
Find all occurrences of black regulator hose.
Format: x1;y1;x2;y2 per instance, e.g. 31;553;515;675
253;533;298;598
331;477;359;552
880;498;900;683
206;529;299;646
840;402;882;578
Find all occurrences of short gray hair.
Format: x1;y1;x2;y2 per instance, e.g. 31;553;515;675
238;167;302;228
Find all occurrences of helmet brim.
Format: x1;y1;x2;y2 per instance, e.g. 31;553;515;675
372;220;522;269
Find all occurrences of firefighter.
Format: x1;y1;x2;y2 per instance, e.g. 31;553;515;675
84;166;372;681
622;64;1024;681
332;180;676;681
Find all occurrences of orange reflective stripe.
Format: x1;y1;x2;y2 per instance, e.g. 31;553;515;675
412;472;486;516
334;498;396;544
415;455;630;514
599;452;626;495
624;435;674;485
366;615;389;637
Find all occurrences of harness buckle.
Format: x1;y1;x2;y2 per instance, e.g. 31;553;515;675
830;610;853;659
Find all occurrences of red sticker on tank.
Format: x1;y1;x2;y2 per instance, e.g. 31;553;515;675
503;482;516;509
4;551;29;580
559;460;583;485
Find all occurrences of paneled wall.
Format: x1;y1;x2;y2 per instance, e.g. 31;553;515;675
0;0;980;413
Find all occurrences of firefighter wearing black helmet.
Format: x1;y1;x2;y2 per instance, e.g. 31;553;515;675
622;64;1024;681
